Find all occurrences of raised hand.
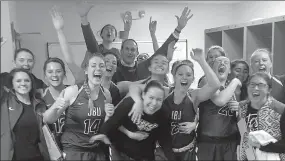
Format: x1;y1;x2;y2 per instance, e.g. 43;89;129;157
76;0;94;18
179;122;197;134
89;134;111;145
50;6;64;31
190;48;205;62
175;6;193;31
127;131;149;141
122;11;132;31
149;17;157;34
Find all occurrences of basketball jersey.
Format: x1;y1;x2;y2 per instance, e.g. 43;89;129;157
162;91;196;149
197;86;238;137
109;81;121;106
42;87;68;135
61;83;107;150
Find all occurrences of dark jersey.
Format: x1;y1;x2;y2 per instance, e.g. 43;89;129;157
42;87;68;136
100;97;175;160
198;87;238;137
271;76;285;104
61;83;107;150
109;82;121;106
162;91;196;149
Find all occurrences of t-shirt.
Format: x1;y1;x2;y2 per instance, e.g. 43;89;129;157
100;97;175;161
13;102;42;160
245;104;259;132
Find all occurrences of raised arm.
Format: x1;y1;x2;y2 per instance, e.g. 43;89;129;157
190;48;220;106
149;17;159;52
50;6;85;83
211;78;242;107
43;85;78;123
152;6;193;60
76;1;98;54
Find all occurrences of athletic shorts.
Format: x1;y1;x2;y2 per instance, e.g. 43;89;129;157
197;141;238;160
63;150;105;161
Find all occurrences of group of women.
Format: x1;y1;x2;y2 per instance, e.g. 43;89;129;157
1;1;285;161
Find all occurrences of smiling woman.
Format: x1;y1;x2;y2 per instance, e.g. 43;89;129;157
1;68;49;161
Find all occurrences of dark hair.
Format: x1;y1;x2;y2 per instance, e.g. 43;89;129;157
104;52;119;65
143;80;165;95
121;39;139;51
14;48;35;60
43;57;66;76
250;48;272;63
7;68;39;100
206;45;226;60
173;60;194;75
231;59;249;71
247;72;272;89
148;53;169;68
231;59;249;83
100;24;117;41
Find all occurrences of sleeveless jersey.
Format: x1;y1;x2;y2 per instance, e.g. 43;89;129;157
61;83;107;150
197;86;238;137
162;91;196;149
109;81;121;106
43;86;68;136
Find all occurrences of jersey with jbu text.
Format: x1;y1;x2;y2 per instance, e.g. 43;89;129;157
198;86;238;137
162;92;196;149
61;84;107;149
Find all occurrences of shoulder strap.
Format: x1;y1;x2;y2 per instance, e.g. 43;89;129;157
273;76;283;86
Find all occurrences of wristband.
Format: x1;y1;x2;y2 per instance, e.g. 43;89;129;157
175;28;181;33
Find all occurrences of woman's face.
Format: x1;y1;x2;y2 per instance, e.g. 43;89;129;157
45;62;65;87
142;87;164;115
231;63;249;83
247;76;270;104
250;51;272;74
14;51;35;71
148;55;169;75
86;56;106;86
212;56;231;81
174;65;194;90
12;71;32;95
101;25;116;42
104;54;117;77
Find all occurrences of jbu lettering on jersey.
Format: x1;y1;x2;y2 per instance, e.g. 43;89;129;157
88;107;102;117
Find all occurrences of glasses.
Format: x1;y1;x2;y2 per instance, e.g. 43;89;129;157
248;82;268;89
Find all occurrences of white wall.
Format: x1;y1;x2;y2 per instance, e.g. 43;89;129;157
232;1;285;23
12;1;235;86
1;1;15;72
